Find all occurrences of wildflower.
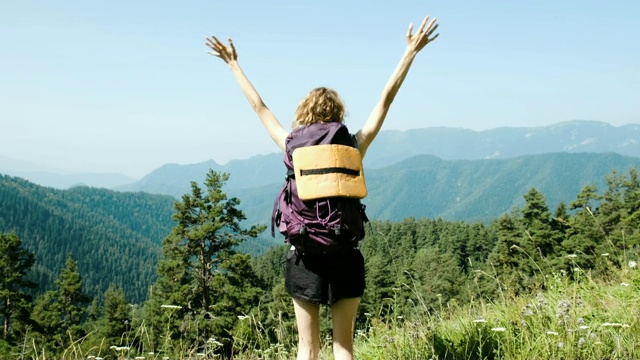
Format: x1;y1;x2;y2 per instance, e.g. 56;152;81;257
237;315;250;320
491;327;506;332
135;357;145;360
577;317;585;325
546;331;559;335
397;315;404;319
579;325;589;330
161;304;182;310
577;337;586;348
601;253;609;257
364;312;372;317
558;342;564;348
520;320;528;327
567;254;578;258
196;354;206;358
521;304;534;317
621;282;630;287
629;261;637;269
474;319;487;323
207;338;224;346
536;293;548;308
573;267;580;272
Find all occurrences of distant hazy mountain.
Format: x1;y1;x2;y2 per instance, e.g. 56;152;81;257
3;120;638;192
4;171;136;189
0;155;135;188
363;120;640;168
118;120;640;199
114;153;283;197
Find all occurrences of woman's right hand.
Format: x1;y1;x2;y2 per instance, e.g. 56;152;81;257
406;16;439;54
205;36;238;64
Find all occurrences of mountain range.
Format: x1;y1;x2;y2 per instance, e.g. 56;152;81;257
2;120;639;191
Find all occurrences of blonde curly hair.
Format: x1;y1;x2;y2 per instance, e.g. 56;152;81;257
293;87;346;128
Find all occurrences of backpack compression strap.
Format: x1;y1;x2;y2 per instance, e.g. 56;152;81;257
292;144;367;200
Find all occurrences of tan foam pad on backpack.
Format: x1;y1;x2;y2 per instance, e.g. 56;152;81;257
292;144;367;201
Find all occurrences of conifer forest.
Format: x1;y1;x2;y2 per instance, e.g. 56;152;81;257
1;168;640;359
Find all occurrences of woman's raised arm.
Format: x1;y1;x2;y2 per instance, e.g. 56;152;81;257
355;16;439;157
205;36;288;151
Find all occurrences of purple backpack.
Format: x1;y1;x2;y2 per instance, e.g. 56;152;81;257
271;122;369;255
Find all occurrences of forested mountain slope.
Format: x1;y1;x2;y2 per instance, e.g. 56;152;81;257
0;175;175;303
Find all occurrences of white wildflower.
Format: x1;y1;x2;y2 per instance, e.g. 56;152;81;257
135;357;145;360
161;304;182;310
491;327;506;332
397;315;404;319
601;253;609;257
546;331;559;335
474;319;487;323
579;325;589;330
207;338;224;346
567;254;578;258
629;261;637;269
621;282;630;287
237;315;250;320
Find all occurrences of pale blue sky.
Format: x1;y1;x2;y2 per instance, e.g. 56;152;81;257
1;0;638;178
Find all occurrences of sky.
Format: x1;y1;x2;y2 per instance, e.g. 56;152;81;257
1;0;638;179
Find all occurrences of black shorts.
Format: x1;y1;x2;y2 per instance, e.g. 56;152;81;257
285;247;365;305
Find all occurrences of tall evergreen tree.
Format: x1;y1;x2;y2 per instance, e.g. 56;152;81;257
96;284;131;346
31;254;91;349
145;170;265;351
0;233;36;343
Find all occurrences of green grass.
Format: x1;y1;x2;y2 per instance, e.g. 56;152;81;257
12;264;640;359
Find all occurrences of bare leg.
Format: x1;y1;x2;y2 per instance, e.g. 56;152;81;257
331;297;360;360
292;298;321;360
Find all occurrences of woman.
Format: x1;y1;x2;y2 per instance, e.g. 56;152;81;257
206;15;439;360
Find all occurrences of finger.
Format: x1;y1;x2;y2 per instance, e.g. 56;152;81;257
229;38;237;58
425;23;439;37
406;23;413;40
205;37;216;46
207;51;222;58
425;17;437;33
428;33;440;42
212;35;224;46
417;16;429;34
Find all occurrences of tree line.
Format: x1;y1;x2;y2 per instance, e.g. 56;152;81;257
1;168;639;358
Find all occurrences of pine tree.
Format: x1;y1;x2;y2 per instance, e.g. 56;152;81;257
97;284;131;346
31;254;91;349
0;233;36;343
145;170;265;351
